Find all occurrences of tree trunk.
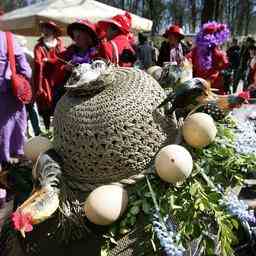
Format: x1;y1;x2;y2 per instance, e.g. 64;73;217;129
141;0;145;16
190;0;196;33
121;0;125;9
226;0;231;27
132;0;140;14
230;0;239;35
244;0;252;35
218;0;225;22
171;1;184;26
214;0;220;21
236;0;246;35
201;0;216;24
147;0;156;34
144;0;165;35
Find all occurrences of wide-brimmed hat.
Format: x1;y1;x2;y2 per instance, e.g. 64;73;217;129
163;25;185;39
67;19;98;45
97;12;132;35
39;21;62;36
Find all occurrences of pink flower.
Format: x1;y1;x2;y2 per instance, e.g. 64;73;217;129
12;211;33;233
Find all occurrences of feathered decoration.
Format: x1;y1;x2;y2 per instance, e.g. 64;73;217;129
11;150;61;238
159;78;214;113
159;75;255;121
216;91;251;111
199;91;254;120
195;21;230;70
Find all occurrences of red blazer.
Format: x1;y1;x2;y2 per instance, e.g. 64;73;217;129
188;47;229;94
98;34;136;67
34;38;65;112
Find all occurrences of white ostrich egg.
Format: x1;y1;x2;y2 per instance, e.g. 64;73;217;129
155;144;193;184
182;112;217;148
84;185;128;225
24;136;52;162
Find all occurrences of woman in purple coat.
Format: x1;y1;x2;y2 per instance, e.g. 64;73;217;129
0;31;32;171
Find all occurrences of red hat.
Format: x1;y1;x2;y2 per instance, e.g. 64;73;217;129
203;23;218;34
40;21;62;36
67;19;98;44
96;22;107;40
163;25;185;39
98;12;132;35
0;8;4;16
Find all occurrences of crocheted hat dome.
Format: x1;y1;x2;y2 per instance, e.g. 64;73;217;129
53;65;176;192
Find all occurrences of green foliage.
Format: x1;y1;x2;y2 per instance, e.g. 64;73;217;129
1;0;26;12
102;116;256;255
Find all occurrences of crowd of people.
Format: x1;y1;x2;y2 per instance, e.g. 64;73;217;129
0;11;256;172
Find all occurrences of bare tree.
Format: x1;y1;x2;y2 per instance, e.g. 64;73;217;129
171;1;186;26
244;0;253;35
214;0;220;20
144;0;166;35
236;0;247;35
201;0;216;24
190;0;197;32
120;0;125;9
219;0;225;21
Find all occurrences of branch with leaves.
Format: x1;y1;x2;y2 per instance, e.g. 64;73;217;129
102;117;256;255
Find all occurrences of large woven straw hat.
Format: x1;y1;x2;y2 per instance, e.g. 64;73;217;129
53;64;176;192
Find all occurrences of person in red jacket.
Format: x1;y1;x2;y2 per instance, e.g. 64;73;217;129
34;21;65;131
188;22;230;95
52;19;99;107
97;12;136;67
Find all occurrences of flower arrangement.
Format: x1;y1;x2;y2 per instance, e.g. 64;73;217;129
195;21;230;70
102;116;256;256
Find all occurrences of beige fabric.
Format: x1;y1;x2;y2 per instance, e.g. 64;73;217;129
0;0;152;36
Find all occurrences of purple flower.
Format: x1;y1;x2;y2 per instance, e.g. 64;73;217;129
152;211;185;256
220;192;256;225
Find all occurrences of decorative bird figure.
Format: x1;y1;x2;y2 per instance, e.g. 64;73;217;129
215;91;251;110
159;77;214;114
197;91;255;120
11;150;61;238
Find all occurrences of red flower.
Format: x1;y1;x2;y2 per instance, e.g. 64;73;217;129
12;211;33;233
238;91;250;100
217;24;225;32
203;24;217;34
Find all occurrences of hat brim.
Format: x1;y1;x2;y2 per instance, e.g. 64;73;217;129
40;22;62;36
163;31;185;39
67;23;98;45
98;19;128;34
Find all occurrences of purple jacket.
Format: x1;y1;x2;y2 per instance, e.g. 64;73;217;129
0;31;32;92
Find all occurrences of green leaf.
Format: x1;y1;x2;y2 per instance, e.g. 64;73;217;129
230;218;239;230
142;201;152;214
130;206;140;215
199;202;205;211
